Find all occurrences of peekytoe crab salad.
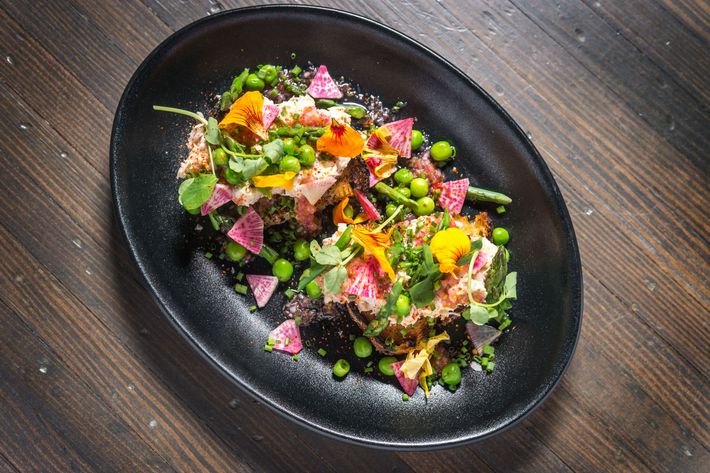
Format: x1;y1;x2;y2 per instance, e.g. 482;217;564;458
155;59;516;400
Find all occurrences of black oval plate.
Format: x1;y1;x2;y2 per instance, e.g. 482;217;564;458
111;5;582;450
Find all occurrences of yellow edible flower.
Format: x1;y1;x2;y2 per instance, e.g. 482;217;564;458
351;226;395;281
430;227;471;273
363;126;399;180
219;91;267;140
332;197;367;225
400;332;450;397
251;172;296;190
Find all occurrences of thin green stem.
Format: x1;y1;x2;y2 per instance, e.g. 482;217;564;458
374;205;403;232
152;105;208;125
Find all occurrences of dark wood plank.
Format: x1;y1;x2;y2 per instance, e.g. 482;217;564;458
0;299;175;473
655;0;710;40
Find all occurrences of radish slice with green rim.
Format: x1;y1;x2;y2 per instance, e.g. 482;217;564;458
306;65;343;99
227;207;264;254
200;183;233;216
262;104;279;129
343;257;379;299
246;274;278;308
438;178;469;215
268;319;303;354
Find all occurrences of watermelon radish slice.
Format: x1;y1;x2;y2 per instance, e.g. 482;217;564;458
227;207;264;254
364;157;382;187
300;176;337;205
246;274;278;308
391;360;419;396
465;321;501;353
473;250;489;273
306;65;343;99
262;103;279;129
200;183;233;216
343;257;379;299
438;178;469;215
354;190;381;221
268;319;303;354
365;118;414;158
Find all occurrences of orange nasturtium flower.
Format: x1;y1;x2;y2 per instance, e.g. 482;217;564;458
219;91;267;140
332;197;367;225
316;119;365;158
351;226;395;281
400;332;450;397
429;227;471;273
251;172;296;190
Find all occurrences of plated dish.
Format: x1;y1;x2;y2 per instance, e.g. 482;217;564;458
111;5;582;449
156;62;518;399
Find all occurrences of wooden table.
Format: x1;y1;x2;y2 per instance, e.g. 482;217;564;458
0;1;707;471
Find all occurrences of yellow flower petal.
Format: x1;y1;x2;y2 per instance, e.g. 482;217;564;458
333;197;367;225
219;91;267;140
430;228;471;273
400;332;451;397
251;172;296;190
317;119;365;158
352;226;395;281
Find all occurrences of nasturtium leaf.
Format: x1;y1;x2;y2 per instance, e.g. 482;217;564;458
179;174;218;211
205;117;221;145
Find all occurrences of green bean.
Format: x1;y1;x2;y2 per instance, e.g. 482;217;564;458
466;186;512;205
373;182;419;210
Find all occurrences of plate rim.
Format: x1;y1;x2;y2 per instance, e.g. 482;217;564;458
110;4;583;450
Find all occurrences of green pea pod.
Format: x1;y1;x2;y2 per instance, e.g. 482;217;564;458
316;99;337;108
467;186;512;205
335;225;353;250
259;244;279;265
373;182;419;210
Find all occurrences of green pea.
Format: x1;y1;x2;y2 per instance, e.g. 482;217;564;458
298;144;316;167
332;359;350;378
213;148;228;166
394;168;413;185
378;356;397;376
279;156;301;174
492;227;510;245
430;140;455;161
415;196;435;216
396;187;411;199
410;177;429;198
411;130;424;151
293;238;310;261
343;205;354;219
245;73;265;91
353;336;373;358
272;258;294;282
186;206;201;215
441;363;462;385
225;241;247;262
305;280;323;299
259;64;278;84
283;138;298;155
224;168;241;185
385;203;398;218
395;294;410;317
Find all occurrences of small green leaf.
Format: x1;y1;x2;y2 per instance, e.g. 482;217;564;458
178;174;217;210
344;106;366;119
504;272;517;299
309;240;322;255
263;139;285;164
205;117;221;145
314;245;342;266
230;68;249;96
324;266;346;294
466;305;494;326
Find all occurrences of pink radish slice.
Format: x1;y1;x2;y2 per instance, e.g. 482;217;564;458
438;178;469;215
306;65;343;99
246;274;278;308
262;104;279;129
354;190;381;221
391;360;419;396
364;157;382;187
465;321;501;353
365;118;414;158
227;207;264;254
472;251;489;273
268;319;303;354
343;256;379;299
200;183;233;216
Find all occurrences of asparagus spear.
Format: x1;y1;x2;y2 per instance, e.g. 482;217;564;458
467;186;512;205
373;182;419;211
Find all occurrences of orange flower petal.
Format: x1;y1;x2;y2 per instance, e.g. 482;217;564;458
333;197;367;225
317;119;364;158
430;228;471;273
352;227;395;281
219;91;267;140
251;172;296;190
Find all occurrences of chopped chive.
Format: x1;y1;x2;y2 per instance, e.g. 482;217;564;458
249;305;258;312
366;361;374;368
427;317;436;326
402;394;410;401
305;340;312;348
292;354;299;361
317;348;327;357
236;272;244;281
483;345;495;355
486;362;495;372
294;316;302;326
496;205;506;214
263;345;273;352
290;52;297;60
348;334;356;341
204;252;213;259
267;337;276;346
292;113;300;120
399;328;408;337
364;367;374;373
234;283;248;295
218;253;225;260
499;319;512;330
480;358;489;367
488;353;495;361
462;340;469;346
284;337;291;346
284;288;295;299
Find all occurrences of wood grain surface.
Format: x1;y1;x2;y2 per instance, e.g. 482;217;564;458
0;0;708;471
